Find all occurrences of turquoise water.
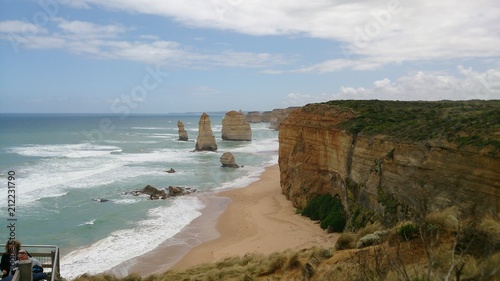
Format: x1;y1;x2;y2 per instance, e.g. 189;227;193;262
0;113;278;279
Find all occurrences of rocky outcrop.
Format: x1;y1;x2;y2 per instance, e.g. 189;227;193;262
261;111;273;122
269;107;298;130
245;108;298;130
246;111;262;123
222;110;252;141
177;120;188;141
279;101;500;225
127;184;196;200
220;152;240;168
195;113;217;151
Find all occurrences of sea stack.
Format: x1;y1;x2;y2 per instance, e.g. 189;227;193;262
194;113;218;151
221;110;252;141
220;152;239;168
177;120;188;141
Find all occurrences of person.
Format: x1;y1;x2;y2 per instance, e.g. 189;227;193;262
2;249;48;281
1;240;21;278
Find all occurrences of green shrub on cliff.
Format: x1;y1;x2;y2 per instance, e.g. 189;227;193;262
320;100;500;154
301;194;347;233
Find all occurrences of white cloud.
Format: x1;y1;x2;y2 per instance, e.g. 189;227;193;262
0;20;47;34
285;66;500;106
54;18;126;38
59;0;500;71
0;19;286;68
293;58;384;73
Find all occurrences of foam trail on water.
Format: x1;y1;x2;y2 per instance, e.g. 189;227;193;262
78;219;96;226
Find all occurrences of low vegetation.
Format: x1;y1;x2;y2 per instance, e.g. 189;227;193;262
300;194;347;233
319;100;500;154
72;207;500;281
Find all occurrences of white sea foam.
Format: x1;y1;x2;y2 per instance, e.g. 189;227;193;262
60;196;204;280
217;167;265;190
17;161;124;204
78;219;96;226
112;198;140;205
229;138;279;154
7;143;121;158
11;144;197;205
130;127;167;130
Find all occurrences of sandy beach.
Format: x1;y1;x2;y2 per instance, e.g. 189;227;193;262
126;164;337;275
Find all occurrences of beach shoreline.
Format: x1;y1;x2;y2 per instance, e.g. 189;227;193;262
122;164;337;276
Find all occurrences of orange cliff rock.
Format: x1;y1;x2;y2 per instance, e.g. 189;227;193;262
177;120;188;141
278;102;500;224
221;110;252;141
195;113;217;151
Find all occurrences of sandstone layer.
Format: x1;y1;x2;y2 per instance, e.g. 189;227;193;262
221;110;252;141
194;113;217;151
279;101;500;225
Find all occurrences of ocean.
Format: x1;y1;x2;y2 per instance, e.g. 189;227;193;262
0;113;279;279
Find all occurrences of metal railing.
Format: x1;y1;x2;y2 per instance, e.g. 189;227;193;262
21;245;60;281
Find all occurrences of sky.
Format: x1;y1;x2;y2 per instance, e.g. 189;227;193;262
0;0;499;114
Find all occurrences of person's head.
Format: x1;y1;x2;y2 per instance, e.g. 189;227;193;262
17;249;30;261
4;240;21;253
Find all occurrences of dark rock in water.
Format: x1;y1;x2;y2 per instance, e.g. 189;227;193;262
127;184;196;200
93;198;109;203
144;185;168;199
168;186;196;196
168;185;184;195
165;168;176;173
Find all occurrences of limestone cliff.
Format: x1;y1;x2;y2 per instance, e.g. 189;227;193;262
222;110;252;141
246;111;262;123
269;107;299;130
279;101;500;225
261;111;273;122
195;113;217;151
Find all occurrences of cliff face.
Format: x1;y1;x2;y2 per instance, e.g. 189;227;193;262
246;111;262;123
279;102;500;223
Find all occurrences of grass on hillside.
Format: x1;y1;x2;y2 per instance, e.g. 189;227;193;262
316;100;500;153
72;209;500;281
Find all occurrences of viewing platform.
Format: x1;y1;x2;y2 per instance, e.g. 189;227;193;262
9;245;60;281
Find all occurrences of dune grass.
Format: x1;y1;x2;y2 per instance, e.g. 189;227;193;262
72;210;499;281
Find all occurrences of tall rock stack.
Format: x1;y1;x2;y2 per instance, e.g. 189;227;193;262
177;120;188;141
194;113;218;151
221;110;252;141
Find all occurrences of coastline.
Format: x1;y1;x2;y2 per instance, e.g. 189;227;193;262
123;164;337;276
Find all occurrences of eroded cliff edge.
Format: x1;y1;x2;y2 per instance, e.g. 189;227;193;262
279;100;500;226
